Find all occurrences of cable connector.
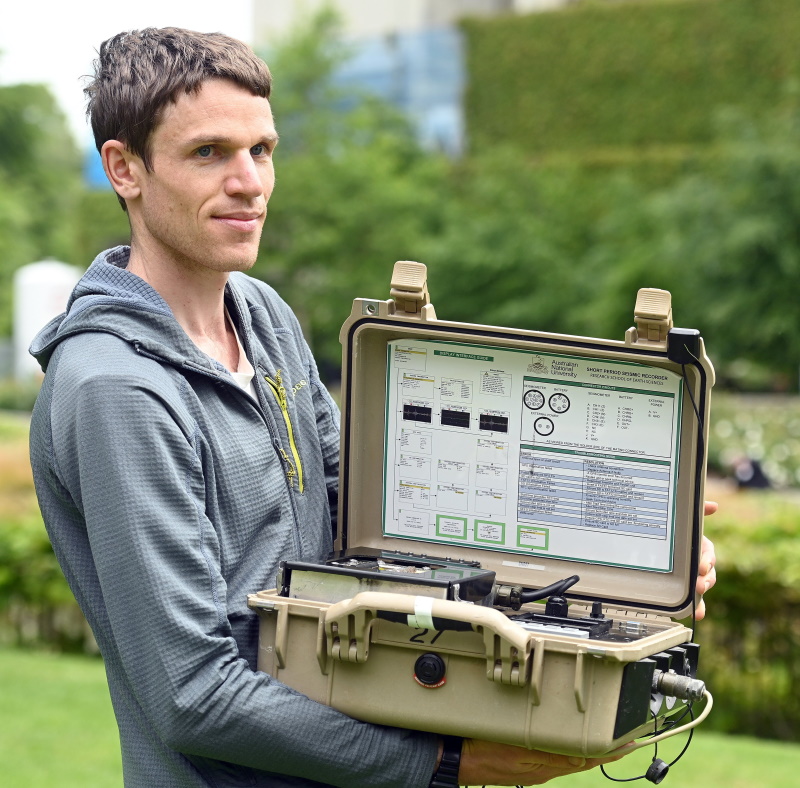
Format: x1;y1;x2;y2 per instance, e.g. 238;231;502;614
645;759;669;784
493;584;522;611
666;328;702;365
652;670;706;702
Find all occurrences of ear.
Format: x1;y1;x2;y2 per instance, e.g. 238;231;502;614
101;140;143;203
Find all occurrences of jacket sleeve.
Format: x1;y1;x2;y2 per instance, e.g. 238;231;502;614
46;355;437;788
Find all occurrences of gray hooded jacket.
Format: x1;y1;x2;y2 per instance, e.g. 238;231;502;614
29;247;437;787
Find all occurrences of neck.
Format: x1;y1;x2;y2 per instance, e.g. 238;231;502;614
126;242;239;372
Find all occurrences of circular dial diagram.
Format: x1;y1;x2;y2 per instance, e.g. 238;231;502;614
534;417;555;436
523;389;545;410
548;393;571;413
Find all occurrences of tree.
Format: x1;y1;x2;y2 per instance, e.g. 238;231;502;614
574;109;800;386
0;83;83;335
253;9;450;370
251;7;800;388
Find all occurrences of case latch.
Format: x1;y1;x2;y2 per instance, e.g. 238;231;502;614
326;609;375;663
390;261;432;316
629;288;673;347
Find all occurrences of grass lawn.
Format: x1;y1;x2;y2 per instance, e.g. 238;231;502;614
528;731;800;788
0;648;122;787
3;648;800;787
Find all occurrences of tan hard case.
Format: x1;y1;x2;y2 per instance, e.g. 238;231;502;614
248;263;714;757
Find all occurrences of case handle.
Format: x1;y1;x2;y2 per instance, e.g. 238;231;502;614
322;591;534;687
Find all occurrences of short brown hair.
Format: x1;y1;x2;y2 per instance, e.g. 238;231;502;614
86;27;272;201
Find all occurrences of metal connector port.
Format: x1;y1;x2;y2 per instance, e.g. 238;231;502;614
652;669;706;701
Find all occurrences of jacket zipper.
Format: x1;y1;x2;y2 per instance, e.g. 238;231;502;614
264;369;305;493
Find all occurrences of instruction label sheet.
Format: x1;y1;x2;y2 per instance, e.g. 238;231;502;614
383;340;683;571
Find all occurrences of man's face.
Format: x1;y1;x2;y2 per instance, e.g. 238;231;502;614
130;79;278;275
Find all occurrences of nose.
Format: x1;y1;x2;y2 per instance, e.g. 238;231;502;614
224;150;268;200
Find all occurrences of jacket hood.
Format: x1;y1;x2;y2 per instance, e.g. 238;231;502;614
30;246;242;376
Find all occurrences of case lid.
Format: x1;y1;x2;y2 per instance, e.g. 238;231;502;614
335;263;713;620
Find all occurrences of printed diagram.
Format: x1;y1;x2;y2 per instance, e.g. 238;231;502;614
549;393;570;413
534;417;554;436
524;390;567;437
523;389;545;410
383;340;683;572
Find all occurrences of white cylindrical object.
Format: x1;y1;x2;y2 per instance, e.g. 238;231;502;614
13;260;82;381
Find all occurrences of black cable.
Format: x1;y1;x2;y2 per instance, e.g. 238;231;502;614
667;712;695;767
680;359;705;645
601;708;660;783
600;699;698;783
671;358;704;777
657;700;693;732
518;574;580;605
680;361;703;427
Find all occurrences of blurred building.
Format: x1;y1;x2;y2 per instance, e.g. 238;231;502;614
252;0;572;155
13;261;82;382
253;1;571;44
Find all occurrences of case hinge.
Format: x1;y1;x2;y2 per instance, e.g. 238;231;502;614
479;625;532;687
326;609;375;663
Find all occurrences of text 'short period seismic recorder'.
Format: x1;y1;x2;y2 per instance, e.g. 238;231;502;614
249;263;714;785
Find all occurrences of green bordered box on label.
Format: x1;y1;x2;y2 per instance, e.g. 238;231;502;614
517;526;549;550
435;514;468;540
474;520;506;544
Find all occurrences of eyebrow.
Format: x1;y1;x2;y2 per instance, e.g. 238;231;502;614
184;132;280;148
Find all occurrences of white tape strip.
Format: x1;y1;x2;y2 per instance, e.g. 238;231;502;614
407;596;435;630
502;560;545;571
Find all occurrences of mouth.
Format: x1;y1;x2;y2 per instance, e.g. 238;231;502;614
212;211;265;233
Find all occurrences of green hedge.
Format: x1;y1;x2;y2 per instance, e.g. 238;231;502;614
693;488;800;739
0;414;93;652
462;0;800;155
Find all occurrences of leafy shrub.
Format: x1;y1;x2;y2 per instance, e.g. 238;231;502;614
0;84;83;336
0;379;41;412
697;488;800;739
0;413;91;652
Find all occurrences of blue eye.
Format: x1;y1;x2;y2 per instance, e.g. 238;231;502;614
197;145;213;157
251;144;266;156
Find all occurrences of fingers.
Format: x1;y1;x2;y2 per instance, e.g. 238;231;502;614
700;564;717;592
694;533;716;620
698;534;716;579
695;595;707;620
704;500;718;516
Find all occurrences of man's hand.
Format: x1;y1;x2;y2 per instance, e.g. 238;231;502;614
694;501;718;620
456;739;629;786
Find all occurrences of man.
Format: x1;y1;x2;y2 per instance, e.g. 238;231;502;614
29;28;716;787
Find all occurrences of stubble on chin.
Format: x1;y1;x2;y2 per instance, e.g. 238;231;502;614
207;218;266;273
130;205;266;276
212;236;263;273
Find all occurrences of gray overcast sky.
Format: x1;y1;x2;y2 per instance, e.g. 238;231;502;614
0;0;254;147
